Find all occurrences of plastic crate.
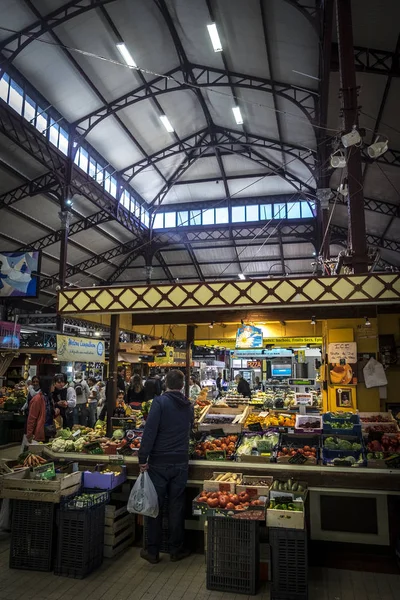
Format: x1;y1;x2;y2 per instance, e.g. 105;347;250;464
55;503;106;579
143;497;169;553
323;412;361;436
270;527;308;600
207;517;259;595
10;500;55;571
61;490;109;511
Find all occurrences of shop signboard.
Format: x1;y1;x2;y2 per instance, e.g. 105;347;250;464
236;325;263;349
197;336;322;349
247;360;262;368
264;336;322;346
56;334;106;363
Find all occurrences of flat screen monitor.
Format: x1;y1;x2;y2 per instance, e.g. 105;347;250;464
271;364;292;377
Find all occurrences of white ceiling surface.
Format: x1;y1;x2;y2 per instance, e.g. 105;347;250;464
0;0;397;296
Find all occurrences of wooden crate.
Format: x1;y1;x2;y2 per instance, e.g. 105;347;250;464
103;504;135;558
198;406;249;433
266;506;305;530
0;468;81;502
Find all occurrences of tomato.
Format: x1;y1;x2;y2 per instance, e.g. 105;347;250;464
221;444;227;451
207;498;219;508
210;492;219;499
236;504;245;510
215;439;222;447
198;497;207;503
230;494;239;505
242;502;250;507
298;449;304;454
219;495;228;508
291;450;297;456
282;447;288;453
304;445;311;452
239;492;250;503
226;502;235;510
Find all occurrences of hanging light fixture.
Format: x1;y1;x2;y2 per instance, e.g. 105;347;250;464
311;316;316;325
365;317;371;327
330;149;346;168
209;321;214;329
367;136;388;159
341;126;361;148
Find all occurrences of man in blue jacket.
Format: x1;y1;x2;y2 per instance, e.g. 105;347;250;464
138;369;194;564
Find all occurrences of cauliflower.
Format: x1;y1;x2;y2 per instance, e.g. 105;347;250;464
51;439;66;452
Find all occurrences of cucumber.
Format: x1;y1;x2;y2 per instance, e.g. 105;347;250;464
291;482;298;492
283;482;288;491
287;478;293;490
272;480;279;490
298;485;304;492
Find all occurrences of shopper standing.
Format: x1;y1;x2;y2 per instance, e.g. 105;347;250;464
71;372;90;426
144;372;162;401
236;373;252;398
189;376;201;402
139;370;194;564
53;374;76;429
26;379;56;443
127;374;146;410
87;377;99;428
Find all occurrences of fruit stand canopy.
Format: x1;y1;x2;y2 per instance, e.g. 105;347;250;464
0;0;399;311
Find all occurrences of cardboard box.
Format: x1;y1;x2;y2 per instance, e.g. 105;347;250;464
83;465;127;490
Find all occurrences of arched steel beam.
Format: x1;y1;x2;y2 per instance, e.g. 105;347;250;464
0;0;117;78
121;127;316;181
72;65;318;139
283;0;319;33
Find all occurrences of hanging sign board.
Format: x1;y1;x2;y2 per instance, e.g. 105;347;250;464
196;336;322;349
236;325;263;349
247;360;262;368
56;334;106;363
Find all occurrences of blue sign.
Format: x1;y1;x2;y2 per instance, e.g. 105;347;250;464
236;325;263;349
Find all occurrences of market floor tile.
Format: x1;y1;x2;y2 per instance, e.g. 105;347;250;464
0;537;399;600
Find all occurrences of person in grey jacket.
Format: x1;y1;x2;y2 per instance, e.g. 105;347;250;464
71;373;90;426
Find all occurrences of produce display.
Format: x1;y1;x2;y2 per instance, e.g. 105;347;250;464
268;499;303;511
277;445;317;460
15;452;47;468
265;413;296;428
271;479;306;493
295;415;322;431
203;415;236;424
323;437;362;451
244;412;268;429
360;414;393;423
211;472;241;483
197;489;265;511
366;434;400;458
363;424;398;433
192;434;238;458
236;432;279;456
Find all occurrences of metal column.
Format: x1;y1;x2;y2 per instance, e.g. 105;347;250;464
336;0;368;273
185;325;195;398
106;314;120;437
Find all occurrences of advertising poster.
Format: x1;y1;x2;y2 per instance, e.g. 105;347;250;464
0;251;40;298
56;334;106;363
328;342;358;385
236;325;263;349
0;321;21;349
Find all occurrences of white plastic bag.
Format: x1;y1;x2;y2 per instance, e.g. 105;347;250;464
363;357;388;388
127;472;159;518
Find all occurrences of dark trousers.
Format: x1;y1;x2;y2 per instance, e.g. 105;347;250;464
147;462;188;556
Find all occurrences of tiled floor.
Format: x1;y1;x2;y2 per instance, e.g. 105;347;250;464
0;534;399;600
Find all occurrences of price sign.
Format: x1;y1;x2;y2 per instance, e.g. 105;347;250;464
288;452;308;465
72;429;81;438
295;393;313;405
248;422;263;432
205;450;226;461
33;462;56;480
109;455;124;464
84;441;104;455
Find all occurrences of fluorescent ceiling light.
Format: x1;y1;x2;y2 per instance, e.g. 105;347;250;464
238;273;246;280
116;43;137;68
207;23;223;52
232;106;243;125
160;114;174;133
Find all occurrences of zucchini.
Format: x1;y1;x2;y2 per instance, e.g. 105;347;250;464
287;478;293;490
273;480;279;490
291;482;298;492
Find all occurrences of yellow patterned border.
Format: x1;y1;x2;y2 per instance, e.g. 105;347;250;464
57;274;400;315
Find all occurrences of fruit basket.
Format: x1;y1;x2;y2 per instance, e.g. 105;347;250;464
323;412;361;436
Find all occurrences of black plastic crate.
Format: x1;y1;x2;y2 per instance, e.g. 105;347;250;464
10;500;55;571
207;517;259;595
143;497;169;554
270;527;308;600
55;504;106;579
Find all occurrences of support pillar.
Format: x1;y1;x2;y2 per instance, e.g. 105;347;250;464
336;0;368;273
185;325;195;398
56;209;72;332
316;188;333;261
106;314;120;437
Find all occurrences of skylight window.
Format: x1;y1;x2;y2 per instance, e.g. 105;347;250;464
207;23;223;52
116;43;137;68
